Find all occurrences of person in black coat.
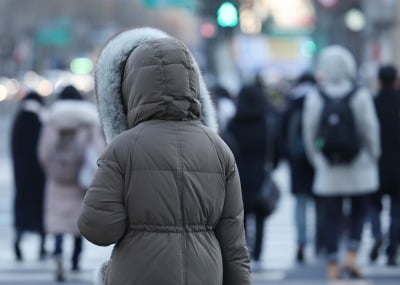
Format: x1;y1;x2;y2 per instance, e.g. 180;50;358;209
225;84;280;269
370;65;400;266
282;74;322;263
11;91;46;261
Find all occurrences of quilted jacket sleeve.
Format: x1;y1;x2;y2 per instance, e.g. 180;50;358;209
215;159;251;285
78;147;127;246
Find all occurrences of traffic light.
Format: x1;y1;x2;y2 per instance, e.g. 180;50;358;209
300;40;317;58
216;1;238;28
70;57;93;75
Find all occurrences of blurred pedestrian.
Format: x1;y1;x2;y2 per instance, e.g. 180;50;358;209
371;65;400;266
39;86;102;281
226;83;280;271
11;91;46;261
282;73;319;263
211;85;236;132
78;28;251;285
303;46;380;279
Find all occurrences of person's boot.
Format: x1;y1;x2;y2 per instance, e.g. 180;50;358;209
327;262;340;280
387;256;397;266
39;247;47;261
39;233;47;260
369;239;382;262
55;255;65;282
71;257;80;272
14;242;22;261
386;243;398;266
296;244;305;264
344;250;362;279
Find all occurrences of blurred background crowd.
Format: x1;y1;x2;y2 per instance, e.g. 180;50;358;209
1;0;400;284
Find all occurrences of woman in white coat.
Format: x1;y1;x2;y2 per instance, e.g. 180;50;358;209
39;86;103;281
303;46;380;279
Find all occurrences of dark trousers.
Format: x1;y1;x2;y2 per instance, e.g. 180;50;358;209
314;197;325;254
368;193;384;241
244;211;265;261
54;234;83;267
15;230;46;256
320;195;368;262
387;195;400;259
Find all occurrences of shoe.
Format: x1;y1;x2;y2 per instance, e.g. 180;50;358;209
39;248;47;261
387;257;397;267
14;242;22;261
55;255;65;282
71;263;80;272
327;262;340;280
343;265;362;279
344;251;362;279
71;255;80;272
296;245;305;264
369;240;382;262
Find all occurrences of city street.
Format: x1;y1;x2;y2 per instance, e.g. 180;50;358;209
0;109;399;285
1;0;400;284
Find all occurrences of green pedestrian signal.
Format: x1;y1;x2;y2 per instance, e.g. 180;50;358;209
217;2;239;28
301;40;318;58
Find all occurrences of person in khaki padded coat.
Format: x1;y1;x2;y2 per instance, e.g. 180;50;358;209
77;28;251;285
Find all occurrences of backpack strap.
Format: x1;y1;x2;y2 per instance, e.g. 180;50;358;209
342;86;358;103
318;89;331;102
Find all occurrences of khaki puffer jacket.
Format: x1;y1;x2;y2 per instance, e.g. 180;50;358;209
78;28;251;285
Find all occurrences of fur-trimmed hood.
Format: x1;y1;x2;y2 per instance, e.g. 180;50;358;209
44;100;100;128
95;27;217;144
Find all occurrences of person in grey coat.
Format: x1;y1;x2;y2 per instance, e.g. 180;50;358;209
77;27;251;285
303;46;380;279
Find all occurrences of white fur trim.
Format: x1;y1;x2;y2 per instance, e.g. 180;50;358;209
194;60;218;132
95;27;217;144
45;101;100;125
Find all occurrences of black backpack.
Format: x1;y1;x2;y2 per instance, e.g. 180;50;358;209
315;87;361;165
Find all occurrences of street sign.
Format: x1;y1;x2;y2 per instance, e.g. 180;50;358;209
317;0;339;9
34;19;71;46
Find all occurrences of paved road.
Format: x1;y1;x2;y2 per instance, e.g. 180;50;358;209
0;106;399;284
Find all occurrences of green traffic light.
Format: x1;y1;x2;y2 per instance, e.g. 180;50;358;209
70;57;93;75
301;40;317;58
217;1;239;28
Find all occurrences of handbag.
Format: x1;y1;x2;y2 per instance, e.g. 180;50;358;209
256;170;280;216
255;115;281;216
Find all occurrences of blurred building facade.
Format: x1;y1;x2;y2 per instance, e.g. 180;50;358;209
0;0;199;77
1;0;400;90
198;0;400;92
